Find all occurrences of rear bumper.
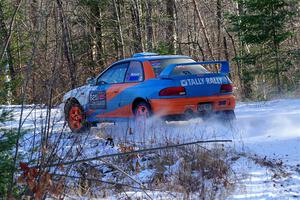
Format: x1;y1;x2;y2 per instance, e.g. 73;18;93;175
149;94;235;116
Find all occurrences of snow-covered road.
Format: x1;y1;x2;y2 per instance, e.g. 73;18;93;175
231;99;300;199
2;99;300;199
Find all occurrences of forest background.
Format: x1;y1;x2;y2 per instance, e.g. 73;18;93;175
0;0;300;104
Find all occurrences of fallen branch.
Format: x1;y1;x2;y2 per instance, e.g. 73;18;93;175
35;139;232;168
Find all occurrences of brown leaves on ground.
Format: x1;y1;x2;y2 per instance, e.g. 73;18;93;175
18;162;65;200
118;144;141;172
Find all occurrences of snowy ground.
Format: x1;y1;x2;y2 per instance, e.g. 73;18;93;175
1;99;300;199
230;99;300;200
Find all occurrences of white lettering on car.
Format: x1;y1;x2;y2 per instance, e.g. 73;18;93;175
180;77;227;86
181;80;188;86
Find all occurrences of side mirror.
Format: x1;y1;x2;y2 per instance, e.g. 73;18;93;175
86;77;96;85
98;80;107;85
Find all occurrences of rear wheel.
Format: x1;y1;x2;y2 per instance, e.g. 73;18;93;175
133;102;152;133
65;101;90;133
134;102;151;120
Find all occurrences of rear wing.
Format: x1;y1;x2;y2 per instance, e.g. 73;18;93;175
159;60;230;78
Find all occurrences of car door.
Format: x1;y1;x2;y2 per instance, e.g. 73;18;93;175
90;62;129;118
119;61;145;116
104;61;145;118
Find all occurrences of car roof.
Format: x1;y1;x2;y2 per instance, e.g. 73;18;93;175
112;54;191;65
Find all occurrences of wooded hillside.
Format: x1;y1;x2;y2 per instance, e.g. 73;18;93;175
1;0;299;104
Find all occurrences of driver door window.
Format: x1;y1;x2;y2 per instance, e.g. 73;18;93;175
98;62;129;84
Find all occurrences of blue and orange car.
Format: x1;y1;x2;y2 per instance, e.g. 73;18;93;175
62;53;236;132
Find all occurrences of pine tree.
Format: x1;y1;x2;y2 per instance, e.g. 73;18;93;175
228;0;296;98
0;110;20;198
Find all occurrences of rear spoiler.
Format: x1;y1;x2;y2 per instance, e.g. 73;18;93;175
159;60;230;78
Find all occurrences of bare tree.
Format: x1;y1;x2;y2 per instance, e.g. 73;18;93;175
56;0;77;89
113;0;125;58
166;0;176;53
192;0;215;61
145;0;153;51
130;0;143;53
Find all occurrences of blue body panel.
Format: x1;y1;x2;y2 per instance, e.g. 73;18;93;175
62;54;234;123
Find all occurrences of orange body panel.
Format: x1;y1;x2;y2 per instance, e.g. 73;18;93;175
142;61;156;80
90;94;235;119
150;94;235;116
106;83;138;102
95;104;132;118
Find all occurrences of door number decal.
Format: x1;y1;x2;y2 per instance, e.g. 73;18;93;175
89;91;106;109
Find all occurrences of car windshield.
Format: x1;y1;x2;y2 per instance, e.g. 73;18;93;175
150;58;209;77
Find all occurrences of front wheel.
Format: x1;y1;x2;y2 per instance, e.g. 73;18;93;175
65;101;90;133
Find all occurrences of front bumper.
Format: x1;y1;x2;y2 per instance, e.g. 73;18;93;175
149;94;235;117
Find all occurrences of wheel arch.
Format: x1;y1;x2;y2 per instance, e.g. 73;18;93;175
64;97;90;133
64;97;81;113
132;97;152;114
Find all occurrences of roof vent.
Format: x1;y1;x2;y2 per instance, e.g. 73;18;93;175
132;52;159;58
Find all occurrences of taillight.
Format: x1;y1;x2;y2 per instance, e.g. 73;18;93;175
159;87;186;96
220;84;233;93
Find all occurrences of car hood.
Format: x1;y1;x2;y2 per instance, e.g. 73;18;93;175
63;85;92;102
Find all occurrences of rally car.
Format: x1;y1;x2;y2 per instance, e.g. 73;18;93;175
62;52;236;133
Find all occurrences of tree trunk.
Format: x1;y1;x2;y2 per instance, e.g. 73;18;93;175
0;0;22;62
56;0;77;89
145;0;153;51
216;0;222;60
0;2;16;102
271;6;281;94
166;0;176;53
113;0;125;58
130;0;143;53
29;0;38;103
236;0;251;99
90;5;104;68
223;36;229;61
192;0;215;61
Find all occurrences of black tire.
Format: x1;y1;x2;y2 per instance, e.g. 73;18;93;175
133;102;152;117
132;102;152;134
65;101;90;133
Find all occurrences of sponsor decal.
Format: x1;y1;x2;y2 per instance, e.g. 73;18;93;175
98;92;105;99
180;77;227;86
89;91;106;109
129;73;141;81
